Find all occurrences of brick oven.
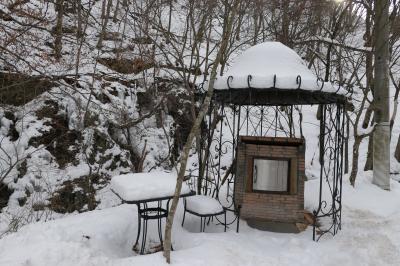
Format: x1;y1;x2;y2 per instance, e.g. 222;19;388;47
235;136;305;233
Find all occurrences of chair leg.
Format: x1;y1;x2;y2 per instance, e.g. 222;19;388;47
157;201;163;246
181;199;187;227
224;211;227;232
181;209;186;227
158;216;163;246
202;217;206;233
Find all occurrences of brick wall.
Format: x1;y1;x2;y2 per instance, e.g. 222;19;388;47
235;137;305;223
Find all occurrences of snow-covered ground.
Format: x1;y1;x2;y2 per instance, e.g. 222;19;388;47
1;173;399;266
1;1;400;265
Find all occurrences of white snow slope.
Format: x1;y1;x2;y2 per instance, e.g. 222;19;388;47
0;173;400;266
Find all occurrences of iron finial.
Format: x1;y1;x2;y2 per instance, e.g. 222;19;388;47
227;76;233;89
247;74;253;89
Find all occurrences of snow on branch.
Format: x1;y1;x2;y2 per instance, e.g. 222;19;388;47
298;36;372;53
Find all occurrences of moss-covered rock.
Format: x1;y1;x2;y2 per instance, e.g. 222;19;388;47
97;57;154;74
87;130;113;166
0;72;54;106
17;196;27;207
0;184;13;210
3;111;19;141
29;100;82;168
17;160;27;179
49;174;107;214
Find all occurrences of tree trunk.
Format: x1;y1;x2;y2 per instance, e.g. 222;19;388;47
363;4;374;172
97;0;113;48
390;78;400;165
372;0;390;190
252;1;262;45
167;0;173;36
365;113;375;171
76;0;83;38
395;134;400;163
113;0;120;23
162;1;239;263
362;107;373;129
344;117;349;174
350;137;362;186
364;135;373;171
54;0;64;60
389;71;400;132
280;0;290;46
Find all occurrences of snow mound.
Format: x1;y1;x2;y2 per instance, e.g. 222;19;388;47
2;178;400;266
186;195;224;215
214;42;341;94
0;205;137;266
111;171;191;201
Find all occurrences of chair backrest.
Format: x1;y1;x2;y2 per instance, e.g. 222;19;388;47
185;168;220;199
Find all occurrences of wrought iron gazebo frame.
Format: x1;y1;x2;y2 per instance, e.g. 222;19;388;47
195;74;348;241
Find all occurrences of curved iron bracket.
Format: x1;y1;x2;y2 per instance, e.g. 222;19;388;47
332;79;343;94
197;81;206;93
335;85;341;94
317;77;325;91
346;85;354;98
296;75;302;90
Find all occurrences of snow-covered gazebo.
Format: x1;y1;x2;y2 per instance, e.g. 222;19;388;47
213;42;347;105
200;42;348;240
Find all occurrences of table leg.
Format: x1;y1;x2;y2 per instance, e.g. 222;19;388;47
133;203;141;251
166;199;174;251
140;203;149;254
141;218;148;254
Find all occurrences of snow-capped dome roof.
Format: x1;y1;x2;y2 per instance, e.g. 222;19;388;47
214;42;340;94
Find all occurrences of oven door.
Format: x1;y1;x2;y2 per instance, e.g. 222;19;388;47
253;159;289;192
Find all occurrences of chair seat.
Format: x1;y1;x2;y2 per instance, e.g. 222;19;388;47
186;195;224;215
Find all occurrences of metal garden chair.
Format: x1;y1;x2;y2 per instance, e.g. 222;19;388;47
181;171;227;232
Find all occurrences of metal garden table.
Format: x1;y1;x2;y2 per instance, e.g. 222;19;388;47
111;172;195;254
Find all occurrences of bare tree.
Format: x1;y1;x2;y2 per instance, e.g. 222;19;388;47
163;0;239;262
372;0;390;190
